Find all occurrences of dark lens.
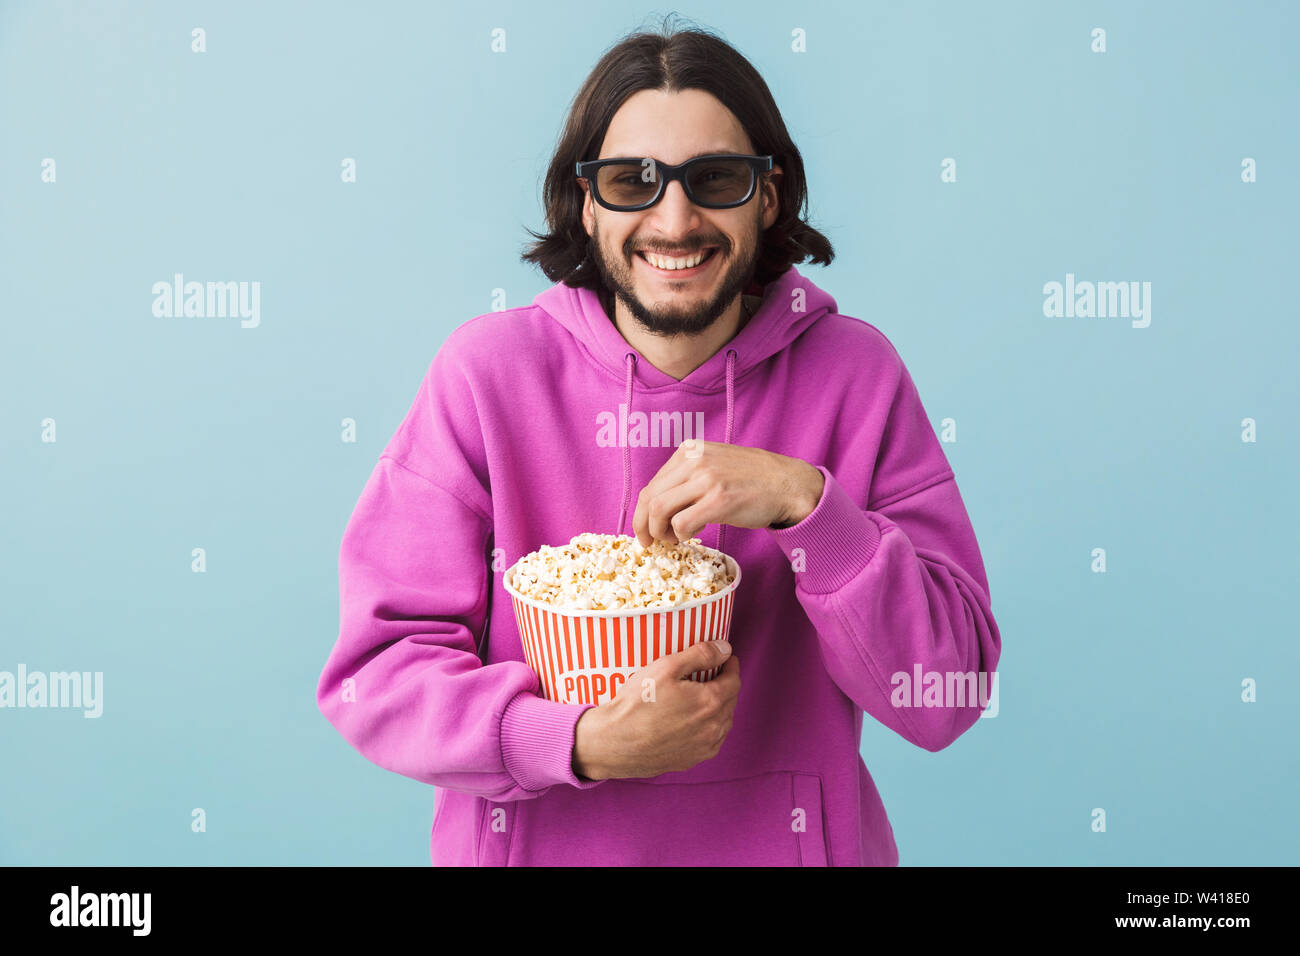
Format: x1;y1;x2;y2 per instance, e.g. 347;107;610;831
686;159;752;205
596;161;658;207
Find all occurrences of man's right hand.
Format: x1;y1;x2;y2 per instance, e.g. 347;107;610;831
571;640;739;781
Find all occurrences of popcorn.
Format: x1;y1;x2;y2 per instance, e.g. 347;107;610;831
510;533;735;611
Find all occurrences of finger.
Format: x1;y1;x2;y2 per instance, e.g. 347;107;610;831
710;659;741;708
714;650;741;690
632;444;707;545
665;495;718;544
633;487;660;548
632;479;672;548
651;638;732;681
646;475;710;543
634;475;693;547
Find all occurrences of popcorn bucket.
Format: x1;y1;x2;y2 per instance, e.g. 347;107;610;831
503;554;741;707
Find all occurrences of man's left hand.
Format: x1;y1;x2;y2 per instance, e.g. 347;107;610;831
631;440;825;547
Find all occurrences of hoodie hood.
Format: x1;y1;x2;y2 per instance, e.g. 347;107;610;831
533;265;837;555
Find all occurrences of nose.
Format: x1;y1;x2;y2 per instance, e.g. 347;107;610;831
645;177;704;236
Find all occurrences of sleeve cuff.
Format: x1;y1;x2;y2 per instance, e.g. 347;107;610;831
499;690;607;793
767;465;883;594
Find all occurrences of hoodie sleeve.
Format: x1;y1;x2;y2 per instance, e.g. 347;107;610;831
316;334;608;800
766;348;1001;753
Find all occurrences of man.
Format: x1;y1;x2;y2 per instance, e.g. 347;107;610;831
316;24;1001;866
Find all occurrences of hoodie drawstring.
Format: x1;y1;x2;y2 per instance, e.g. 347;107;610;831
617;352;637;536
717;348;737;554
618;348;738;556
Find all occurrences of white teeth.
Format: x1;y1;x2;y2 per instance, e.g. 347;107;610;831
641;248;712;271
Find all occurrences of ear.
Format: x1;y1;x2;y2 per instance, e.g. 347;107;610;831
761;165;782;230
579;179;595;237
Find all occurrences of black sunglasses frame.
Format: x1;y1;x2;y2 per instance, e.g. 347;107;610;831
574;153;774;211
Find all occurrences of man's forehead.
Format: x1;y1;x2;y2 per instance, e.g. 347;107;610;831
599;90;749;161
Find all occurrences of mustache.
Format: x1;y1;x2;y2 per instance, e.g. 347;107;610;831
627;241;728;257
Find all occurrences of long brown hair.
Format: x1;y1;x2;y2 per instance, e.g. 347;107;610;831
520;17;834;290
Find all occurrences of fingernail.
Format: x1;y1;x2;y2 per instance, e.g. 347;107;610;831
715;640;732;656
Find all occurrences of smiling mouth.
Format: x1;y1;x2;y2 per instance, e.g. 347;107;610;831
634;247;720;273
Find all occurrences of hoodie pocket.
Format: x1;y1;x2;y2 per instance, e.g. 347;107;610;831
499;770;830;866
790;772;829;865
475;798;516;867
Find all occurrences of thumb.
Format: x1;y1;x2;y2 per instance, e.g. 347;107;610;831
661;639;732;680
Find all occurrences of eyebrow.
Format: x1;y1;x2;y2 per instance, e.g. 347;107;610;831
600;148;745;161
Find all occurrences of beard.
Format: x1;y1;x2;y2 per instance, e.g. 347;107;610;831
589;205;762;338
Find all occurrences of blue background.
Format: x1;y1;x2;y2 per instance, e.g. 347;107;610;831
2;0;1296;865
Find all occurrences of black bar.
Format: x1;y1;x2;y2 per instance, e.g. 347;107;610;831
0;865;1289;941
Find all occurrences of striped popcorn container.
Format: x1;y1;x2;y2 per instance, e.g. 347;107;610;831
503;554;741;708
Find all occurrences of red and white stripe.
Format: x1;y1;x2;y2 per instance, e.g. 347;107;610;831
510;586;736;706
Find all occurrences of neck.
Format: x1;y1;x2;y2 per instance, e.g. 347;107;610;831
608;293;752;382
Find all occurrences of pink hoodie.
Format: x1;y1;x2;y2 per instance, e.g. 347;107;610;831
315;265;1001;865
